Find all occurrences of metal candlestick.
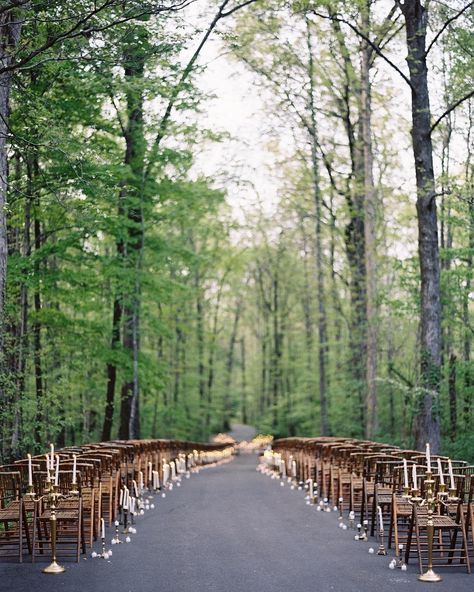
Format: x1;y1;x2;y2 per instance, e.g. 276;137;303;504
123;508;129;534
112;520;122;544
447;487;458;503
437;483;447;502
418;472;442;583
397;544;406;569
93;536;112;559
42;480;65;574
377;528;386;555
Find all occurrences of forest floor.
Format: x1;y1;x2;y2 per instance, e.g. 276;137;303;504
3;455;472;592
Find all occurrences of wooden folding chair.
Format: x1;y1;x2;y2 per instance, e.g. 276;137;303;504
0;471;30;562
32;471;84;563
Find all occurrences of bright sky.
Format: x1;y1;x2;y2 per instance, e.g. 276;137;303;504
191;35;281;222
185;1;470;260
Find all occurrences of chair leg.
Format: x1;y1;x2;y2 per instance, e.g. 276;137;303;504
77;504;82;563
32;510;37;563
405;509;414;565
19;502;23;563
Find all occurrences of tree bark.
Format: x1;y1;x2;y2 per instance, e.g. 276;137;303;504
306;18;329;436
448;353;457;441
329;14;367;431
401;0;441;452
223;295;243;431
240;337;247;424
118;28;148;440
0;7;23;329
360;2;378;439
102;297;121;441
300;221;314;398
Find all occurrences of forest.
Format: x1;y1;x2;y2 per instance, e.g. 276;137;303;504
0;0;472;462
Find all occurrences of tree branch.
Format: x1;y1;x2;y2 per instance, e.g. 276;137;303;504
425;1;474;57
431;89;474;132
221;0;256;18
144;0;257;179
310;9;414;91
0;1;198;75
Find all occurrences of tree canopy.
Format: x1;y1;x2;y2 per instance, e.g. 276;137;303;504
0;0;473;461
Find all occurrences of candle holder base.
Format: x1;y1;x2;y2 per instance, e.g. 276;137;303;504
418;568;442;583
43;560;65;574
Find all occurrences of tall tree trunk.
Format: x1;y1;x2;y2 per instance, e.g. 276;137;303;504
328;187;343;369
0;7;24;456
27;155;44;449
223;295;243;431
0;8;23;330
306;18;329;436
196;286;206;437
118;28;148;440
240;337;247;424
361;2;378;438
7;153;28;456
463;104;473;431
329;14;367;431
102;297;121;441
206;276;225;433
173;314;184;406
448;353;457;441
300;222;314;400
259;299;269;416
271;276;281;431
401;1;441;452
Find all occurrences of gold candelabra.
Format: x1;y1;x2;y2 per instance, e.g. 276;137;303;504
412;472;442;583
35;470;78;574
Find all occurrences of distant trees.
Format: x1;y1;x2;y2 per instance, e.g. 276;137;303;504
0;0;473;461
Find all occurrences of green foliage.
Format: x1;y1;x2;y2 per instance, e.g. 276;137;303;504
1;0;473;463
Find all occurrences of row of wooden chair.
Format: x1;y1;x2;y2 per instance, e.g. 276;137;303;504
266;437;473;577
0;439;234;563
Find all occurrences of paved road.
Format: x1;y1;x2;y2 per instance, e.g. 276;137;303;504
3;455;472;592
228;423;257;442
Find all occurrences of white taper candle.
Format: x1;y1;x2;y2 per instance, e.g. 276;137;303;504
27;453;33;487
378;505;384;531
425;443;431;472
412;463;417;489
448;459;455;490
403;459;409;489
54;454;60;486
437;458;444;485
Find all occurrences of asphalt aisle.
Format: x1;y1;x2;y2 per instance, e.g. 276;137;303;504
3;455;472;592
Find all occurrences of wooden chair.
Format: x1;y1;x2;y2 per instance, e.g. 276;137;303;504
32;471;84;563
0;471;29;562
404;472;471;575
